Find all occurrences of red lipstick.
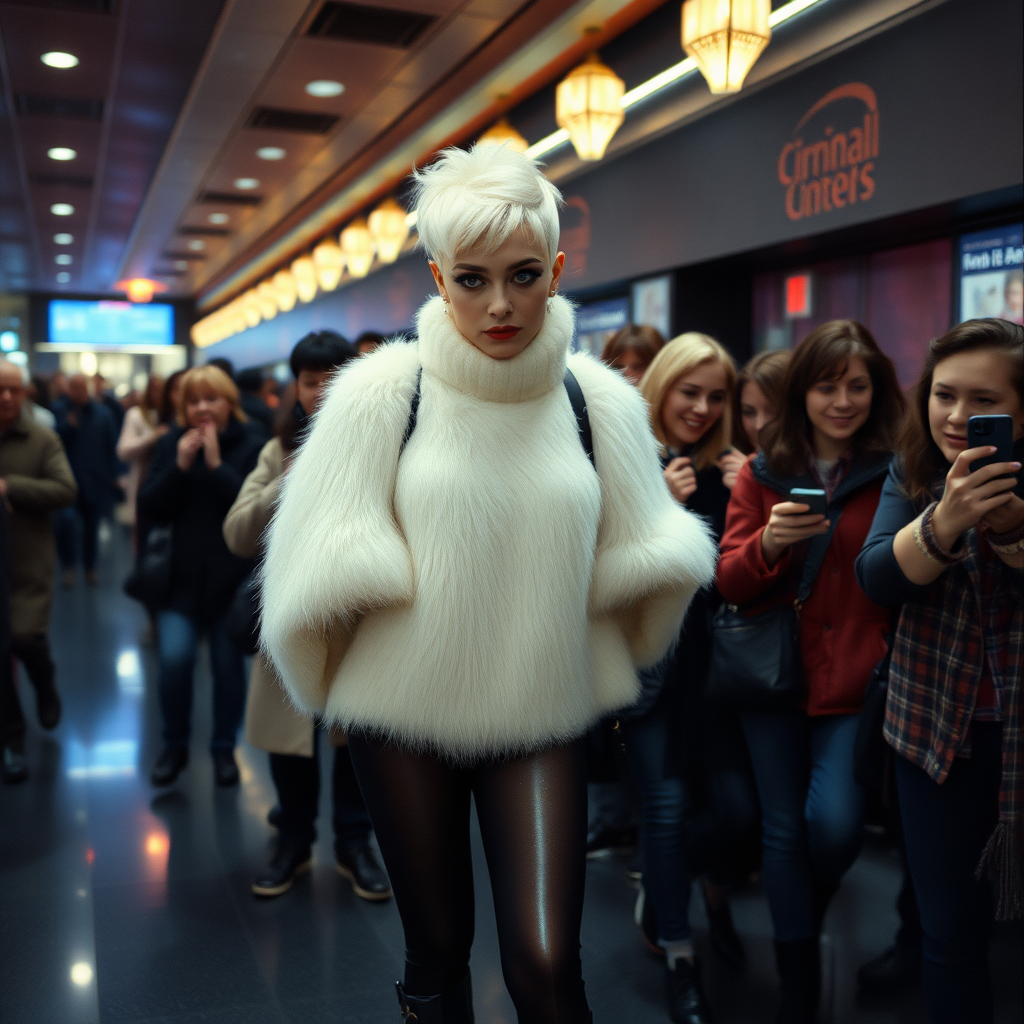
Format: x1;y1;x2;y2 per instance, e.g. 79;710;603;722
484;326;521;341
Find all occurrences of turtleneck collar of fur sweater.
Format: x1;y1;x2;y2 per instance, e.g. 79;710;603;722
416;293;572;404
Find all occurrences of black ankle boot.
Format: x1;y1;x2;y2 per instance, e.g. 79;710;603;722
773;938;820;1024
395;973;474;1022
664;957;715;1024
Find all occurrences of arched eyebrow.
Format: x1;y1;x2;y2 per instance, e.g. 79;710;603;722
933;380;1004;397
452;257;544;272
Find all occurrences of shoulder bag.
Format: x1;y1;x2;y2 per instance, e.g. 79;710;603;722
123;526;173;609
705;513;840;712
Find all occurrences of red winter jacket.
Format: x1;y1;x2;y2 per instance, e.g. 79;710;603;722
717;453;891;716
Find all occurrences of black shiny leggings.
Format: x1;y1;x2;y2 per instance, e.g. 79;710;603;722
348;733;592;1024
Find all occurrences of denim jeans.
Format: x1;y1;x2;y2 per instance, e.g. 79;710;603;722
895;721;1001;1024
269;733;372;853
54;500;102;571
157;609;246;754
740;709;864;942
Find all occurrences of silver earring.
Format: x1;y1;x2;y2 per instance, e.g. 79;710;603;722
442;297;450;316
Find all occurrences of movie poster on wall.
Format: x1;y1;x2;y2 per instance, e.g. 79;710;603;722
958;225;1023;324
631;275;672;340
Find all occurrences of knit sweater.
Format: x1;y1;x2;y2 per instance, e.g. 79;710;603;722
260;295;717;758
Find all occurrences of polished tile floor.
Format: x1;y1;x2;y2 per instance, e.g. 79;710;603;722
1;529;1021;1024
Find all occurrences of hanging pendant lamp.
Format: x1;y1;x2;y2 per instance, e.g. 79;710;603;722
555;52;625;161
257;280;278;320
313;238;345;291
368;200;410;265
478;117;529;153
273;268;297;312
242;288;262;328
681;0;771;94
292;255;318;303
341;218;375;277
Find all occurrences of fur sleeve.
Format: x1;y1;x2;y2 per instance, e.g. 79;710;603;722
568;353;718;668
259;341;420;713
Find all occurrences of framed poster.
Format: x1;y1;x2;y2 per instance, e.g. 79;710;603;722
957;225;1023;324
631;275;672;339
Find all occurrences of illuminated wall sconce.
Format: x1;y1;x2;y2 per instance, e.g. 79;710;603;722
341;219;375;278
291;255;318;303
478;117;529;153
681;0;771;94
556;52;625;161
273;268;297;312
312;238;345;291
368;200;410;265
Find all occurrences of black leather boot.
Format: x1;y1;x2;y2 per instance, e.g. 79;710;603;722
151;746;188;787
664;957;715;1024
395;972;474;1022
336;841;392;901
251;841;312;898
774;937;821;1024
703;885;746;970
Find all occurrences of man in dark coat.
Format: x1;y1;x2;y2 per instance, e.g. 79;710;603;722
235;368;274;439
53;372;118;587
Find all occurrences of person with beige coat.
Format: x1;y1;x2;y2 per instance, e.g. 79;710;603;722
223;331;389;901
0;360;77;783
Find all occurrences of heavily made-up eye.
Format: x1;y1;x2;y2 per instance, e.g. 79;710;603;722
513;269;541;284
454;273;484;288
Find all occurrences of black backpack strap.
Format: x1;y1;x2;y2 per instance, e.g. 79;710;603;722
563;368;595;469
399;367;422;456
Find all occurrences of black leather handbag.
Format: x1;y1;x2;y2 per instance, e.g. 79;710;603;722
123;527;173;609
706;513;841;712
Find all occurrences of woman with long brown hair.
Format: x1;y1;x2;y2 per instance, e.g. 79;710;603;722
601;323;666;385
718;320;905;1023
734;350;793;454
856;319;1022;1024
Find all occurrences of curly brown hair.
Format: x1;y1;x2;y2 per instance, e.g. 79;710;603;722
898;318;1024;504
761;319;904;477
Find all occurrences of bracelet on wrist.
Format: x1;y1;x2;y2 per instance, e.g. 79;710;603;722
917;502;967;566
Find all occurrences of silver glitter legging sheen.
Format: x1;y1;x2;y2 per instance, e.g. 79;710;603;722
348;732;592;1024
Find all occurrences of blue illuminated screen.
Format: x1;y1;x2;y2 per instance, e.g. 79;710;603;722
49;300;174;346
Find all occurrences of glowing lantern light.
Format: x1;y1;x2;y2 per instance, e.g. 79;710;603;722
555;52;625;161
114;278;163;303
257;280;278;320
341;218;375;278
273;268;297;312
312;238;344;291
291;255;318;303
368;200;410;265
478;117;529;153
227;298;247;335
681;0;771;95
242;288;262;328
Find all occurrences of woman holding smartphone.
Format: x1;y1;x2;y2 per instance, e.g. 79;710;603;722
856;319;1022;1024
717;321;904;1024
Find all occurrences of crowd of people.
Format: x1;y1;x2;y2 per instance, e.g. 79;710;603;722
0;145;1020;1024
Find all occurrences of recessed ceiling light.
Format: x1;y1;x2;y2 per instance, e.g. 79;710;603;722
56;271;71;283
256;146;286;161
55;254;73;265
175;260;188;270
47;147;77;161
208;212;229;225
50;203;74;216
69;961;93;987
187;239;206;251
54;232;74;245
41;51;79;69
233;177;259;190
305;80;344;97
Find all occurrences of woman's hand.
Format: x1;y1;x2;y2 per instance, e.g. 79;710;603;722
761;501;830;567
664;456;697;504
930;447;1021;550
717;450;746;490
199;422;222;471
176;429;204;472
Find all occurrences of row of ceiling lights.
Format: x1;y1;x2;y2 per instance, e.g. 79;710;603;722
192;0;784;344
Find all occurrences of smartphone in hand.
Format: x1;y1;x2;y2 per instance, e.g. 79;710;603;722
789;487;827;517
967;415;1014;474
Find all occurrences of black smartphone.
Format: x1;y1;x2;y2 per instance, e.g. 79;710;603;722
789;487;827;517
967;415;1014;473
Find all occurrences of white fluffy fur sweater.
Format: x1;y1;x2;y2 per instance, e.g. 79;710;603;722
260;294;716;757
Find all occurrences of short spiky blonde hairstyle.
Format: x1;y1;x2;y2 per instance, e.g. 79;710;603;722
412;144;562;267
639;332;736;470
177;365;246;428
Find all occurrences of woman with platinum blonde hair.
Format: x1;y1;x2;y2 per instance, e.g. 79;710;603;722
260;144;716;1023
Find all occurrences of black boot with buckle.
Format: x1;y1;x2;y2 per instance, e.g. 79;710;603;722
395;973;474;1022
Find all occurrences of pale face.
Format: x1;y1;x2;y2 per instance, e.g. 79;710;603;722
740;380;777;450
296;368;333;418
185;386;231;431
662;360;729;449
429;231;565;360
0;366;26;429
609;348;650;387
1005;279;1024;315
805;356;873;457
928;348;1024;464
